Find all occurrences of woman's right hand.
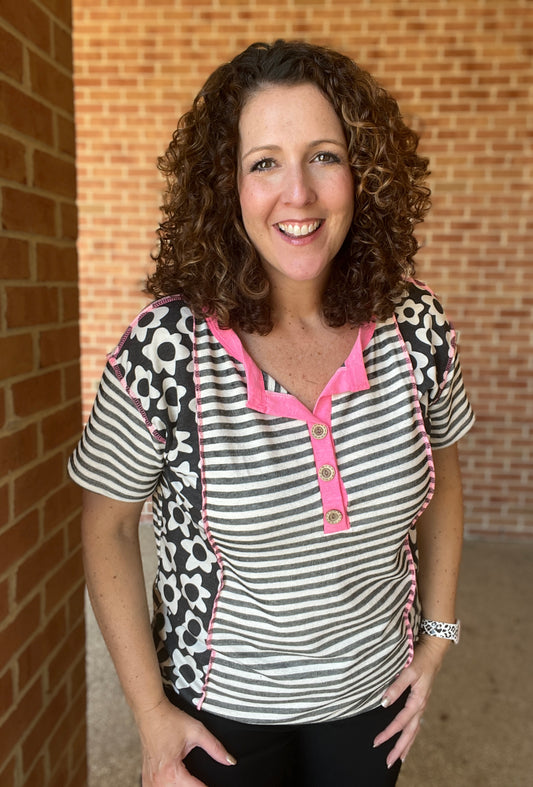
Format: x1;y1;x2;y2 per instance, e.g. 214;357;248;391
137;698;236;786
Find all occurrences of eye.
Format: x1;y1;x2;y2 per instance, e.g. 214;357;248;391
250;157;276;173
313;151;342;164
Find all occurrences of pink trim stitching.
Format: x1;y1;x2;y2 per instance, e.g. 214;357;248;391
108;355;166;445
394;315;435;668
407;279;457;406
433;328;456;405
402;532;417;668
193;318;225;710
393;316;435;524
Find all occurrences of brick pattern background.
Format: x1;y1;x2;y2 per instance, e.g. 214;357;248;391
73;0;532;539
0;2;86;786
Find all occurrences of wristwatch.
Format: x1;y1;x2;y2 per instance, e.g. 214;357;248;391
420;617;461;645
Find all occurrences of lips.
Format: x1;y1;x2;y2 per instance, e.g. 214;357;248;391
276;220;323;238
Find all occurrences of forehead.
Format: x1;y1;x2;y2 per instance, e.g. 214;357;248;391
238;83;345;143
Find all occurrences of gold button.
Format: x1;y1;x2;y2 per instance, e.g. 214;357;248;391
311;423;328;439
318;464;336;481
325;509;343;525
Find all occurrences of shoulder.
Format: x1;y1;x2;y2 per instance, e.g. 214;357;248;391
106;297;198;438
394;279;447;329
394;279;453;352
108;296;197;370
394;280;456;396
112;296;194;354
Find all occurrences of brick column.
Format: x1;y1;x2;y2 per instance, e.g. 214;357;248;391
0;2;87;785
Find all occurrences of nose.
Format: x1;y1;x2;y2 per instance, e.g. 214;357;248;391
281;165;316;207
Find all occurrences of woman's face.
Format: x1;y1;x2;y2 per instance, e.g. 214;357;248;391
237;83;354;292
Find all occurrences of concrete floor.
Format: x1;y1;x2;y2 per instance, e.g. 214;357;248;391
86;529;533;786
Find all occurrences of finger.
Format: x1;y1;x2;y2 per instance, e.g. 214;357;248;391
192;724;237;767
373;705;413;748
398;736;416;766
377;674;431;748
373;689;427;749
380;669;414;709
385;714;422;770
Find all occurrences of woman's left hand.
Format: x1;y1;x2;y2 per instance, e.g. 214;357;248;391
373;635;452;769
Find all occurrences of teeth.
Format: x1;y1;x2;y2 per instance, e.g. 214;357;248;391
278;221;321;237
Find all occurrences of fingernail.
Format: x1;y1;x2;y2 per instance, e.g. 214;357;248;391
226;754;237;765
381;696;391;708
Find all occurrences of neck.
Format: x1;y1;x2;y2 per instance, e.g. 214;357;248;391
269;280;326;328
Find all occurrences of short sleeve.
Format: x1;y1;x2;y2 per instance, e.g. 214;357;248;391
68;296;197;502
68;363;165;501
396;281;475;448
426;348;473;448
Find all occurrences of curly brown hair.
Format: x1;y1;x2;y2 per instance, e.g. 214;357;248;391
146;40;431;333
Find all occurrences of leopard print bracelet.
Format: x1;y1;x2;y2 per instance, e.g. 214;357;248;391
420;617;461;644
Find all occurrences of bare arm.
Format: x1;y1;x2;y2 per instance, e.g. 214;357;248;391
373;443;464;767
416;441;463;626
82;490;164;713
81;490;235;786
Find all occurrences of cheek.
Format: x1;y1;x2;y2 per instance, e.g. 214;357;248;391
339;171;355;204
336;180;355;223
238;181;253;217
239;183;269;226
321;170;353;208
238;189;263;246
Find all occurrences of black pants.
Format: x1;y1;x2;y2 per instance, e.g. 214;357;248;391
167;690;407;787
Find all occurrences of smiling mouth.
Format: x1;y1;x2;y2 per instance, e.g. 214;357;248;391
277;220;323;238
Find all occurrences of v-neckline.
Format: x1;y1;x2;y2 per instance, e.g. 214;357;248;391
205;317;375;421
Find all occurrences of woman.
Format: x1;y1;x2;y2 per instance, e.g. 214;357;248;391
70;40;474;786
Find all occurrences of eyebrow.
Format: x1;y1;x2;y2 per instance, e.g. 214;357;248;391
241;139;346;160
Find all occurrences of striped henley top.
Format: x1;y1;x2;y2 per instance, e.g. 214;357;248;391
69;280;474;725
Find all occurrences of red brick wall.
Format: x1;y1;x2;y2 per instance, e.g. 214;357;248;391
73;0;533;539
0;2;87;786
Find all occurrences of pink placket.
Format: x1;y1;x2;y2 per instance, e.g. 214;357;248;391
307;396;349;534
205;318;375;534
